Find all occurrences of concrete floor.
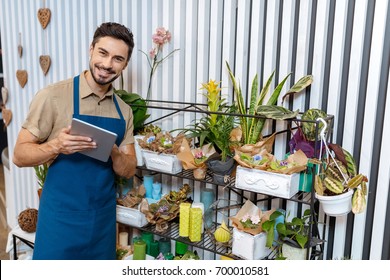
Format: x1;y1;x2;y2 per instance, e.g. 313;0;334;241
0;164;10;260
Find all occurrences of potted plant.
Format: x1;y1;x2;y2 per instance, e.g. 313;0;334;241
262;209;313;260
34;163;48;199
313;142;368;217
226;61;313;145
292;111;368;216
175;79;238;184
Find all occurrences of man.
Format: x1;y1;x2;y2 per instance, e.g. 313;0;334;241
13;22;136;260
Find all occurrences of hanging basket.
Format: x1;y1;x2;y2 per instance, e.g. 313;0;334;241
315;190;353;217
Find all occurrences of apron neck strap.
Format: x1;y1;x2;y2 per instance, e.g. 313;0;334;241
73;75;124;120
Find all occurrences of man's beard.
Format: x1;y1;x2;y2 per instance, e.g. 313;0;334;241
89;64;120;86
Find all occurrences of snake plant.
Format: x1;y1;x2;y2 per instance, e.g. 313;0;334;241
226;61;313;144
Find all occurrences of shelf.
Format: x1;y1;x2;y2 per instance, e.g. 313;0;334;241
137;164;314;205
131;222;235;258
126;100;332;260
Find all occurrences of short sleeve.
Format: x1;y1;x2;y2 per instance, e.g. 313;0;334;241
120;104;135;146
22;89;57;142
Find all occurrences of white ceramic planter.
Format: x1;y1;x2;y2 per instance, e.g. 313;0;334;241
232;228;271;260
134;135;144;166
235;166;300;199
315;189;353;217
282;243;310;260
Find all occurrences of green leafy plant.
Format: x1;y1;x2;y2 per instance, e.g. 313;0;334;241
314;143;368;214
226;61;313;145
115;89;149;134
175;80;237;162
34;163;48;189
262;209;311;260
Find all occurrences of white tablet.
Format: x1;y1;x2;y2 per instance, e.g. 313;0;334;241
70;118;118;162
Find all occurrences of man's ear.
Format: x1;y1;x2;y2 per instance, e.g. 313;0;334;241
122;61;129;71
89;45;93;59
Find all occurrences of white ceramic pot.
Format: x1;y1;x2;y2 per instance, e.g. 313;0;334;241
134;135;144;166
315;189;353;217
282;243;310;260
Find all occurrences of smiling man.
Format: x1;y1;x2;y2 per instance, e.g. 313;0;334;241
13;22;136;260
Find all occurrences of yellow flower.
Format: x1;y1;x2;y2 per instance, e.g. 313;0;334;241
200;80;223;127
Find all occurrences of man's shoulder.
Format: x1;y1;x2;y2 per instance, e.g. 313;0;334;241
37;77;74;96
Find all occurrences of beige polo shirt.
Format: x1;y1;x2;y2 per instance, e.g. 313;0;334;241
22;71;134;146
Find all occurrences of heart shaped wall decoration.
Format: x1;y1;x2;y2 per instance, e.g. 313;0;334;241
39;55;51;76
2;108;12;127
16;70;28;88
37;8;51;29
1;87;8;105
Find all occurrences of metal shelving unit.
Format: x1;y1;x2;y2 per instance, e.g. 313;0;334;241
118;100;333;260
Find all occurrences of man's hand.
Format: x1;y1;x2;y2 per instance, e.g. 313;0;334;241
13;126;96;167
53;126;97;155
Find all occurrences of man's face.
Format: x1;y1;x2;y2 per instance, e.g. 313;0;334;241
89;36;129;86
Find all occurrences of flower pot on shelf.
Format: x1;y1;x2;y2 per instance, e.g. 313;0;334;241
134;135;144;166
207;155;235;185
315;189;353;217
142;149;182;174
235;165;300;199
282;243;311;260
193;166;207;180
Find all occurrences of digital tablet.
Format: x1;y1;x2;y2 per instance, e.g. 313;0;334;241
70;118;118;162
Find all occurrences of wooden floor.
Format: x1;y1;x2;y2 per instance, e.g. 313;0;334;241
0;164;11;260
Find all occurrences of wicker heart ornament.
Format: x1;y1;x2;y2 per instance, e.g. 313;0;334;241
2;107;12;127
39;55;51;75
37;8;51;29
16;70;28;88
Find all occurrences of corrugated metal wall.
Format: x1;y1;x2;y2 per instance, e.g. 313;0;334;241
0;0;388;260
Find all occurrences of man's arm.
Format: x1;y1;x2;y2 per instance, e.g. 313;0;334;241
111;144;136;179
13;127;97;167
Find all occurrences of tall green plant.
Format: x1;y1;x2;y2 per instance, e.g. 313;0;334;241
174;80;237;161
226;61;313;145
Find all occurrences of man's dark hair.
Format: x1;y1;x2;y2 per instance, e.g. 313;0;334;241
92;22;135;62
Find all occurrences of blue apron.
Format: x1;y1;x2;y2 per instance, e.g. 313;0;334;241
33;75;125;260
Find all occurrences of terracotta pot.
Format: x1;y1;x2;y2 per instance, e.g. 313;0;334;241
37;188;42;199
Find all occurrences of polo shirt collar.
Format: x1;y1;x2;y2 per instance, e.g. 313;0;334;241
79;70;114;99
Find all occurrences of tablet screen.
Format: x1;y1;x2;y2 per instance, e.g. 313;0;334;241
70;118;118;162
